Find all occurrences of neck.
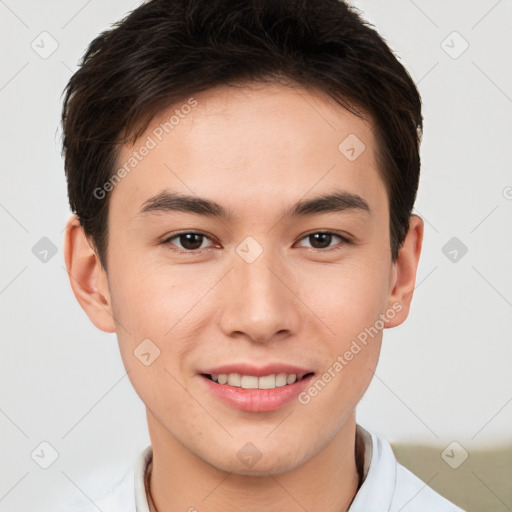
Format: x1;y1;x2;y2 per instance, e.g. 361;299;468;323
146;412;362;512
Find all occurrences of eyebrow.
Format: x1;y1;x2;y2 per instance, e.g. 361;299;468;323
137;189;370;220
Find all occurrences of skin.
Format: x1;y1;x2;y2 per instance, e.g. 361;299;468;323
64;82;423;512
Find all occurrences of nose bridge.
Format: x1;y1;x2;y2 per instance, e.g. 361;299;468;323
218;240;300;343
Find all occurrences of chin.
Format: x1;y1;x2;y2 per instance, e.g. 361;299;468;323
205;444;308;477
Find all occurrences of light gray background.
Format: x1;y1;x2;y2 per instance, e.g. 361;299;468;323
1;0;511;510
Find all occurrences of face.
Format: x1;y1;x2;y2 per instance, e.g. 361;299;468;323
103;82;400;474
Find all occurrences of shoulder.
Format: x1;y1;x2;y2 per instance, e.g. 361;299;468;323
43;465;136;512
42;445;151;512
391;462;466;512
351;425;466;512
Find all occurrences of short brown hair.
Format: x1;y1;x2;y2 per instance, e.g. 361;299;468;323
62;0;423;270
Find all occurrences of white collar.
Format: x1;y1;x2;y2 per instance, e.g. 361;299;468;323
349;425;397;511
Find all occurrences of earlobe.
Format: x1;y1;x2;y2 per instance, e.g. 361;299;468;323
64;215;116;333
385;214;424;328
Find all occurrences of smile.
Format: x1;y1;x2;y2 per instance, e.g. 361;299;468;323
200;370;316;412
204;372;313;389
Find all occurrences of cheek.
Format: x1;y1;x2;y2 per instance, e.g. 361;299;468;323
108;255;204;331
107;262;205;414
293;256;388;401
107;257;218;376
297;257;390;339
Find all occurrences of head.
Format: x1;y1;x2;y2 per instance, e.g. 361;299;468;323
63;0;424;475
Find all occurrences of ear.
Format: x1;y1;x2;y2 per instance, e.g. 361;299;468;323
63;215;116;333
385;214;424;328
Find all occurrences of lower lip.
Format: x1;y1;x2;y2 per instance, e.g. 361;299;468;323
200;374;315;412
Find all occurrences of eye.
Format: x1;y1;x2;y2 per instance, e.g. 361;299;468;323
163;232;215;252
162;230;349;254
296;231;349;250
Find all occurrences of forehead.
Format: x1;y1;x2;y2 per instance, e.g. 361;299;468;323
111;82;386;222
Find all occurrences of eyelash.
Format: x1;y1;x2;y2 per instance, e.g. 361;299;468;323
161;230;351;254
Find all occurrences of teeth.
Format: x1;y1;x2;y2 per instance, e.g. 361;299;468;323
241;375;259;389
275;373;288;387
258;375;275;389
227;373;241;386
286;374;297;384
209;373;302;389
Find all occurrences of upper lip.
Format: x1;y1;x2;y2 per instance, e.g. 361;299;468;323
200;363;314;380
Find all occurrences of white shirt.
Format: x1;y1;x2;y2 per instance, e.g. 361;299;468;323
59;425;466;512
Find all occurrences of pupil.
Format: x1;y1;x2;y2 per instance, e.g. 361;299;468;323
311;233;331;249
181;233;203;250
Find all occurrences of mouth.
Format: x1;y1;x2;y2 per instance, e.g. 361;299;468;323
201;372;315;389
198;364;316;412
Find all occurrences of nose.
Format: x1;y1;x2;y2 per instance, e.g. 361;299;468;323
217;244;302;344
